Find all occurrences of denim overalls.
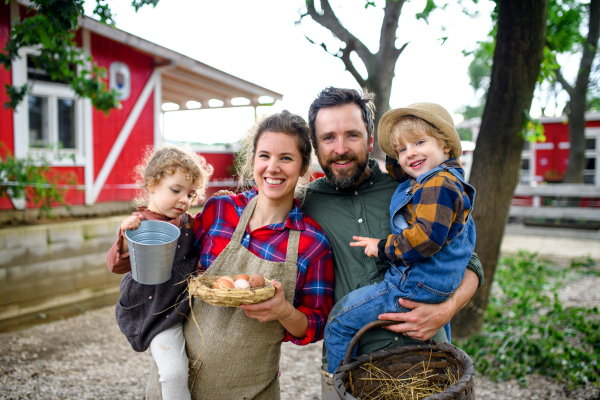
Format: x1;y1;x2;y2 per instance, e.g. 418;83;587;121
324;164;476;374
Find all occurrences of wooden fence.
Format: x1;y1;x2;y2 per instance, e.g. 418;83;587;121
510;184;600;222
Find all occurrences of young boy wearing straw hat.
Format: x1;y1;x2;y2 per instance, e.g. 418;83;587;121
324;102;476;374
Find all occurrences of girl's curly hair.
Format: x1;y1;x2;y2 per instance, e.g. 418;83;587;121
134;143;213;206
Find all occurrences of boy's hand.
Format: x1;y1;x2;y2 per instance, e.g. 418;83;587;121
350;236;381;258
120;214;143;236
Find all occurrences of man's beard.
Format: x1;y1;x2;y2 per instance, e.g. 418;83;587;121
320;152;369;189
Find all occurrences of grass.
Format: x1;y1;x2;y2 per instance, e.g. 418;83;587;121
456;252;600;389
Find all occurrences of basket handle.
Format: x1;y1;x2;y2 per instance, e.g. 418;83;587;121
342;320;434;366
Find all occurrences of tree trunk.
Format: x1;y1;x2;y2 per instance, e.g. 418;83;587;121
451;0;548;339
562;0;600;184
302;0;407;161
367;60;396;160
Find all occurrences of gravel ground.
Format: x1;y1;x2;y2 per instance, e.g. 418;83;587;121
1;291;599;400
2;230;599;400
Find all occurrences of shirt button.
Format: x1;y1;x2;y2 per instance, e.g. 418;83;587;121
395;336;399;341
183;256;186;260
246;234;250;239
178;245;180;248
358;218;363;223
355;191;358;195
186;233;189;236
149;296;152;300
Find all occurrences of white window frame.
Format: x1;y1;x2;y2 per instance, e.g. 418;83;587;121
520;141;536;184
12;47;85;166
584;127;600;186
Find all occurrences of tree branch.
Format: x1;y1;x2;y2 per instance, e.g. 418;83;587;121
304;0;373;67
574;0;600;93
339;43;367;88
303;33;367;87
394;41;410;60
546;40;574;97
379;0;405;59
554;66;574;97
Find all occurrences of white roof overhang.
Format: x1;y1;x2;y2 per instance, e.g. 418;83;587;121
79;17;282;110
11;0;283;111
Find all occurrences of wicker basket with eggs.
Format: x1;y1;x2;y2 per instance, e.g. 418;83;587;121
189;273;275;307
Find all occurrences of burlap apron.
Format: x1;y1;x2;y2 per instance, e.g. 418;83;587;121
146;196;300;400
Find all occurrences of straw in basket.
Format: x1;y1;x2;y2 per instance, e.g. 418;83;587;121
333;320;475;400
188;274;276;307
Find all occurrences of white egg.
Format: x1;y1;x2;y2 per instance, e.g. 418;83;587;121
233;279;251;289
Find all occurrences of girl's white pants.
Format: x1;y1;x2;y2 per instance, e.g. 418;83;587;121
149;323;191;400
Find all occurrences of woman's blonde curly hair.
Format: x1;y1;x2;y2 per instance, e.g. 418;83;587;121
236;110;313;200
134;143;213;206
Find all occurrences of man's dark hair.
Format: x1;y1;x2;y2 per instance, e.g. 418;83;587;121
307;87;376;152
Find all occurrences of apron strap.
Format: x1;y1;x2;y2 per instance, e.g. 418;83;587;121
230;195;258;246
231;194;301;264
285;229;301;264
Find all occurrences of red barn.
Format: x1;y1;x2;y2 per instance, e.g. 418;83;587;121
0;1;282;213
456;113;600;186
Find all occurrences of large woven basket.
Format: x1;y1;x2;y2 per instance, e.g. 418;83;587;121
333;320;475;400
188;274;275;307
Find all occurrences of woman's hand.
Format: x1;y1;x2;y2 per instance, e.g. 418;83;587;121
213;190;236;198
240;280;309;338
350;236;381;258
239;280;291;323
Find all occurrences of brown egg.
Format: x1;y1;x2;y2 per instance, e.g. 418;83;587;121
213;278;234;289
235;274;250;282
249;274;265;288
221;276;235;284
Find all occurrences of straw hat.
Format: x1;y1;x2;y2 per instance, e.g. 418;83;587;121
378;102;462;159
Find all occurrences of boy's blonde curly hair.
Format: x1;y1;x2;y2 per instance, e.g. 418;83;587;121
134;143;213;206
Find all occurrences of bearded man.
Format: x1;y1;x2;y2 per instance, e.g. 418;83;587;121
301;87;483;367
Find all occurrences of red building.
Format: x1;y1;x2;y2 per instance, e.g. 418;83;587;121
0;1;282;212
456;113;600;186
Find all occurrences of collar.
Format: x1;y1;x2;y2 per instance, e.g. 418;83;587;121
412;158;465;185
137;205;182;227
244;187;306;232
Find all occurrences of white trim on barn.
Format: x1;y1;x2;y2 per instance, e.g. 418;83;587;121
82;29;95;206
89;70;160;204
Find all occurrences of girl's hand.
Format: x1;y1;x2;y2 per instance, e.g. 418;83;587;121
120;214;144;236
240;280;291;323
350;236;381;258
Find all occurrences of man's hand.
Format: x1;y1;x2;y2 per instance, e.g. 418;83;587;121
378;269;479;341
378;299;453;341
350;236;381;258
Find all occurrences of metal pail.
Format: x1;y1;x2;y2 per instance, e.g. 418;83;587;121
321;364;338;400
125;220;180;285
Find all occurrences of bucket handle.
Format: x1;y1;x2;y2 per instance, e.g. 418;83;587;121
342;320;434;367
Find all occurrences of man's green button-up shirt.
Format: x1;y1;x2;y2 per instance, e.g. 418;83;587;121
302;159;484;358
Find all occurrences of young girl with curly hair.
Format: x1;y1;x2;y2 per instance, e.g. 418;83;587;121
106;143;213;400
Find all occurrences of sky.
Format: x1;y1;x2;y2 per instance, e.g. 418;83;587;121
83;0;501;144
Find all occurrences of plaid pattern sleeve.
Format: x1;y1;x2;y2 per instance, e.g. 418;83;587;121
193;189;334;345
384;169;470;266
